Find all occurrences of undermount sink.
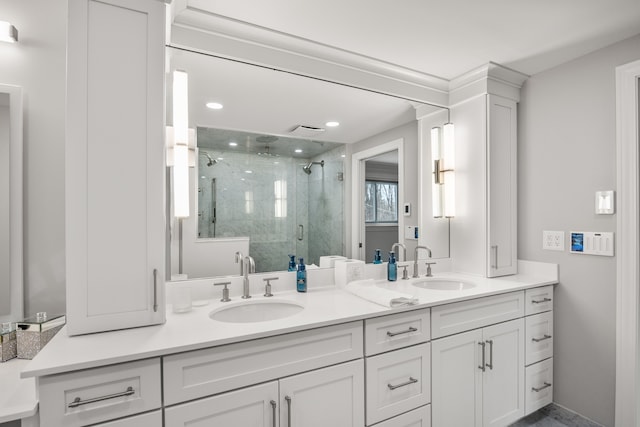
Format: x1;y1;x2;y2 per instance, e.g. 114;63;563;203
209;299;304;323
412;279;476;291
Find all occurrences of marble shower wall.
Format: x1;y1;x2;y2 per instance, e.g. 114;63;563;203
197;146;345;272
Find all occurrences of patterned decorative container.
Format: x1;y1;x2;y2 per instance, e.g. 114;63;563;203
17;312;66;360
0;322;17;362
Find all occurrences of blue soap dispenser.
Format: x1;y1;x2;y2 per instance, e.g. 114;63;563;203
296;257;307;292
387;251;397;281
373;249;382;264
288;254;297;272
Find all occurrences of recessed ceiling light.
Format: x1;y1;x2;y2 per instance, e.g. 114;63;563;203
217;157;224;160
229;142;238;147
295;149;303;153
326;121;340;127
245;170;253;174
341;154;346;158
206;102;223;110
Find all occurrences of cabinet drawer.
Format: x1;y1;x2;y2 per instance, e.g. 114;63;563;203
374;404;431;427
365;309;430;356
163;321;363;405
38;358;161;427
431;291;524;339
526;311;553;365
525;358;553;415
525;286;553;315
366;343;430;425
94;410;162;426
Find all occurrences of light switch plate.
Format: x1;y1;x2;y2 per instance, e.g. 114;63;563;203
570;231;614;256
542;231;565;251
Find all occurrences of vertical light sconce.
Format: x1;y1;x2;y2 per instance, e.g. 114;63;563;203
431;119;455;218
0;21;18;43
172;70;190;218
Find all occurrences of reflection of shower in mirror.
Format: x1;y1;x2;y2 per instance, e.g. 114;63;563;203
199;151;217;167
302;160;324;175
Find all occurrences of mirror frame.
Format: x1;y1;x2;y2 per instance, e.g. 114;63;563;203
0;84;23;323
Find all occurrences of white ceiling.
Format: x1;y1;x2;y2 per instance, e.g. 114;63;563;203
187;0;640;79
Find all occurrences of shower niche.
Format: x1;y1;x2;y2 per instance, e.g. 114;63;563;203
196;127;345;272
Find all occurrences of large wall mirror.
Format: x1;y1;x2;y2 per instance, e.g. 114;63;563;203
0;84;23;323
166;47;449;279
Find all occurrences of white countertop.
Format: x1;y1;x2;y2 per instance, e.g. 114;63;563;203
21;263;557;380
0;359;38;423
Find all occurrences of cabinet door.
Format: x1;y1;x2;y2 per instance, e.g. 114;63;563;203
486;94;517;277
431;329;483;427
66;0;166;335
482;319;525;427
279;359;364;427
164;382;279;427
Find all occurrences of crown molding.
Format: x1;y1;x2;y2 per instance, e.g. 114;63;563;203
449;62;529;105
170;5;450;107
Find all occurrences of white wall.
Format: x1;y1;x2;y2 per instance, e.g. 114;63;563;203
0;0;67;316
519;33;640;427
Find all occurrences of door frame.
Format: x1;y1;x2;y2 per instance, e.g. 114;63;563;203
350;139;404;261
615;59;640;426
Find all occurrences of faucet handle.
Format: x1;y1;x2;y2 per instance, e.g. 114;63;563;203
399;264;410;280
214;281;232;302
263;277;278;297
425;262;437;277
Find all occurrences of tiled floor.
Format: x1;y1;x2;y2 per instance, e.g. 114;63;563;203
510;404;604;427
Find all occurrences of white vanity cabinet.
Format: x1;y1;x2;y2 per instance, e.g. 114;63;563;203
165;360;364;427
364;309;432;426
431;292;526;427
65;0;166;335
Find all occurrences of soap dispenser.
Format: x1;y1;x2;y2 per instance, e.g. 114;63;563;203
387;251;397;281
373;249;382;264
296;257;307;292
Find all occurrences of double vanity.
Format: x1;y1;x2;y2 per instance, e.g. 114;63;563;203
19;260;557;427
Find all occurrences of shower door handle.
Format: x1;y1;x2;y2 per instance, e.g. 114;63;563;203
297;225;304;241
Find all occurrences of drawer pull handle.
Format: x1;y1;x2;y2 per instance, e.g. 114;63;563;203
532;334;552;343
285;395;292;426
486;339;494;370
387;377;418;390
153;269;158;312
270;400;277;427
478;341;486;372
532;382;552;392
532;297;552;304
68;386;135;408
387;327;418;337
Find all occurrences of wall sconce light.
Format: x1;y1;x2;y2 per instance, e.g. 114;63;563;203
171;70;190;218
0;21;18;43
431;121;455;218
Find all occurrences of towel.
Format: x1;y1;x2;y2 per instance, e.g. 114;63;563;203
345;279;419;308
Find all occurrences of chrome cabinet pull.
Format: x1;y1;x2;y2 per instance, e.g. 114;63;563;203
532;297;552;304
68;386;135;408
387;327;418;337
491;245;498;269
285;395;292;427
270;400;277;427
153;269;158;312
532;382;552;392
387;377;418;390
532;334;552;343
297;225;304;241
486;339;494;370
478;341;486;372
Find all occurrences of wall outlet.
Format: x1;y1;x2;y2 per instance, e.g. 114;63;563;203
543;231;565;251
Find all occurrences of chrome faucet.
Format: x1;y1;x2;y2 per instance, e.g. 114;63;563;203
242;255;255;299
235;251;244;276
391;243;407;262
413;245;432;278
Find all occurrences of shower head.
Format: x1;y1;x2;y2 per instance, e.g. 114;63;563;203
302;160;324;175
200;152;217;167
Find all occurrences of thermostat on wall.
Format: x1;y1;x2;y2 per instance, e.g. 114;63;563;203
570;231;614;256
